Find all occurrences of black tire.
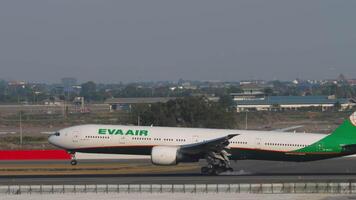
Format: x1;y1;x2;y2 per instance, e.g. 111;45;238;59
70;160;78;166
207;168;217;176
201;167;209;175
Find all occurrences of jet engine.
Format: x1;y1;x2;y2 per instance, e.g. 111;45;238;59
151;146;198;166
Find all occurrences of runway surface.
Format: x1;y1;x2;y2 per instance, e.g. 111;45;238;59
2;157;356;185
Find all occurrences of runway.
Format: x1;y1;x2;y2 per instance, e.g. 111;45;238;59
1;157;356;185
2;173;356;185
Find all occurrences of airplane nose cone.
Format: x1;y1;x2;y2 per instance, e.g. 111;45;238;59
48;135;55;145
48;135;58;146
48;132;61;147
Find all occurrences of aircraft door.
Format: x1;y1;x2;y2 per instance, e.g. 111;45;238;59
72;131;79;143
192;135;199;143
119;136;126;144
255;137;262;149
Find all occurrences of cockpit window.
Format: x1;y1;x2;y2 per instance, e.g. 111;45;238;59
54;132;60;136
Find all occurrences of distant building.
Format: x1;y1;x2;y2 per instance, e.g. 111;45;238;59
323;74;355;85
235;95;355;112
105;97;177;111
348;79;356;86
231;92;265;101
181;82;198;90
337;74;347;82
8;80;26;88
239;80;266;86
230;84;266;101
292;79;299;85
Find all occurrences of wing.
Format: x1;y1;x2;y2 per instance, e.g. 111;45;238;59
180;134;238;155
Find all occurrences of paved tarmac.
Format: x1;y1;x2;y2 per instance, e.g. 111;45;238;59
1;157;356;185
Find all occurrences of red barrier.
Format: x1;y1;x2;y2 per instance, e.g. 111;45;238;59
0;150;71;160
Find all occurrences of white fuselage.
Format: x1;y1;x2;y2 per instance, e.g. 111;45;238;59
49;124;326;154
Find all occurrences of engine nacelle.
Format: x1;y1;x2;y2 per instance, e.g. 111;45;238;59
151;146;180;166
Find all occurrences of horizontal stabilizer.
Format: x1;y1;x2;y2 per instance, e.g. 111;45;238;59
341;144;356;154
41;131;56;135
273;125;304;132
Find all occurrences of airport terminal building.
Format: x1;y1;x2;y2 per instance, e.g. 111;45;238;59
105;97;177;111
234;95;356;112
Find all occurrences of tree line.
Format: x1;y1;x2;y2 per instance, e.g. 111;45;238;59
1;79;355;104
130;96;237;129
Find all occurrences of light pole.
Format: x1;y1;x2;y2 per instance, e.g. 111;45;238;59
19;111;23;147
62;90;67;119
245;111;248;130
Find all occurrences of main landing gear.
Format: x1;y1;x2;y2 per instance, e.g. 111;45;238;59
69;152;77;166
201;151;233;175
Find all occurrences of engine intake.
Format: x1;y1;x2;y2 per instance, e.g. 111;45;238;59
151;146;198;166
151;146;180;165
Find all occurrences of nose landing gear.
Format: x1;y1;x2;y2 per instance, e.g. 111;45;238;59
69;152;77;166
70;160;78;166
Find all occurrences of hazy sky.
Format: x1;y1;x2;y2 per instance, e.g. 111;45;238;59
0;1;355;83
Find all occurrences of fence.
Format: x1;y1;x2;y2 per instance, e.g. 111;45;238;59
1;182;356;195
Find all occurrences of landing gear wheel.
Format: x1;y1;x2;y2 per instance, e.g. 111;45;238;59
208;168;217;176
201;167;217;176
70;160;78;166
69;151;77;166
201;167;209;175
201;153;235;175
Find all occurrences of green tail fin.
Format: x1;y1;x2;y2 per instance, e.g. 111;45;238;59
331;111;356;138
295;111;356;153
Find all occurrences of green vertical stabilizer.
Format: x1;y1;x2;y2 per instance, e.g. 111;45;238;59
295;111;356;154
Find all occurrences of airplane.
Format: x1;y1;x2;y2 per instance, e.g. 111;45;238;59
48;111;356;175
